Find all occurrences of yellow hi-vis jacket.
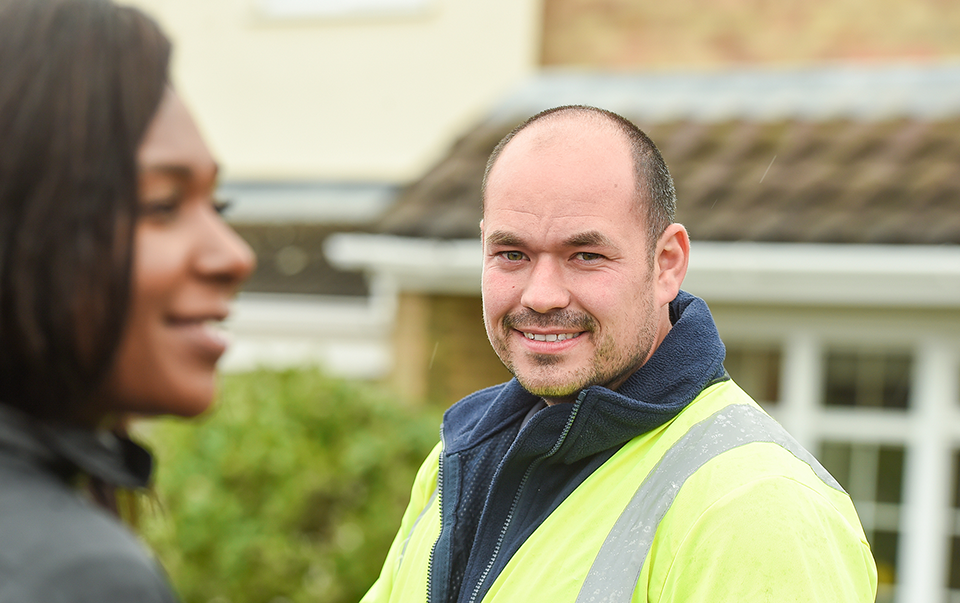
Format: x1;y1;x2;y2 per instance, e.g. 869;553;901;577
362;380;878;603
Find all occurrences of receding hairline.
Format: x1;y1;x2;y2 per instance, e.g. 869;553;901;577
480;105;677;254
481;107;649;230
485;107;633;184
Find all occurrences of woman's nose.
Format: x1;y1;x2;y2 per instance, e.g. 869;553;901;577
196;210;256;288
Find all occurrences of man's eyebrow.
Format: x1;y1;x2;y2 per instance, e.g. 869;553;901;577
486;229;620;249
563;230;617;248
485;230;525;247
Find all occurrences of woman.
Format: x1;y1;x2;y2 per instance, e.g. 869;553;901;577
0;0;255;600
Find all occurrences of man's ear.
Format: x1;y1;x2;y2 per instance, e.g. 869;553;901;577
654;223;690;307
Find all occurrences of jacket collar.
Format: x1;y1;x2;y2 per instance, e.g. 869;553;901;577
0;403;153;488
443;291;727;463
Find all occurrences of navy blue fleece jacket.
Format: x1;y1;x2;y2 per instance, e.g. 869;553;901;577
429;291;727;603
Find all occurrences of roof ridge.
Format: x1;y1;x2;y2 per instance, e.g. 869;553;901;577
489;61;960;124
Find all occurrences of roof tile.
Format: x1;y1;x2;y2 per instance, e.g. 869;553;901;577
375;68;960;246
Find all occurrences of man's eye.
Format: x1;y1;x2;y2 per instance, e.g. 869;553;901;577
501;251;525;261
576;252;604;261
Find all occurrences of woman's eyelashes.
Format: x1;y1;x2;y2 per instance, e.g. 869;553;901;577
212;197;232;216
140;193;182;221
139;189;232;223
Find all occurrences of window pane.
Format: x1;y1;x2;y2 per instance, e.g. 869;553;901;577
954;450;960;509
820;440;903;597
873;530;899;603
875;446;905;504
948;451;960;593
820;441;851;488
724;344;781;405
949;536;960;591
824;349;911;409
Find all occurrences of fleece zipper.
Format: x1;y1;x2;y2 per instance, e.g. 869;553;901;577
426;428;445;603
465;393;583;603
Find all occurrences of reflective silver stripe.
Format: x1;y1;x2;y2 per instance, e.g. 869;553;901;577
576;403;842;603
398;487;438;568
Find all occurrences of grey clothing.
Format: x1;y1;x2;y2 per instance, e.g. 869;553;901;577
0;404;178;602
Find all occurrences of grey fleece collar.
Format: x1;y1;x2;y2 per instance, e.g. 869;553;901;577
0;404;152;488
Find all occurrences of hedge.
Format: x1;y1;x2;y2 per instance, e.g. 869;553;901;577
140;368;442;603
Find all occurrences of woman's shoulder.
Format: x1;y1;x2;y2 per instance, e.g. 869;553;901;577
0;461;178;603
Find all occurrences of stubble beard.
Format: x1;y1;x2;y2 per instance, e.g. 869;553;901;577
487;301;658;401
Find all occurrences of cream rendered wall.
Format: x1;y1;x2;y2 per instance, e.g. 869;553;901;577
125;0;541;182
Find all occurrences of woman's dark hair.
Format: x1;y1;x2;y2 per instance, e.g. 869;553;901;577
0;0;171;421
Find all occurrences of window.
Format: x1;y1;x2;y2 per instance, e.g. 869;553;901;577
258;0;434;19
820;441;903;603
824;349;912;409
724;344;781;407
947;451;960;602
951;364;960;601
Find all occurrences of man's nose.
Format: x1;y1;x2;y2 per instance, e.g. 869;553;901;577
520;258;570;314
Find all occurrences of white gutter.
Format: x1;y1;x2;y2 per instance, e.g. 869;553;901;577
325;233;483;295
684;241;960;307
325;233;960;308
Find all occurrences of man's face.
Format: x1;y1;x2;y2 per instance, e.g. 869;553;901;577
481;119;671;404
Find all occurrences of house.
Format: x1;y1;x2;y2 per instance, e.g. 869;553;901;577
123;0;540;378
325;63;960;603
125;1;960;599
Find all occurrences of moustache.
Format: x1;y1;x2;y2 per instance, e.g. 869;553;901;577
503;309;596;332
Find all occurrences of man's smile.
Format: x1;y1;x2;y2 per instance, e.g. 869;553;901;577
521;331;584;342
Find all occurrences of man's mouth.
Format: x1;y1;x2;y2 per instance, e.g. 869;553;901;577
522;331;583;342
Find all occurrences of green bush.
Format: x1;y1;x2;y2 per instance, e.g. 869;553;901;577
140;368;442;603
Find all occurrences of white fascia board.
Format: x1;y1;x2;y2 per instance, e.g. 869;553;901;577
324;233;482;294
325;233;960;308
220;182;399;225
226;292;392;337
686;242;960;308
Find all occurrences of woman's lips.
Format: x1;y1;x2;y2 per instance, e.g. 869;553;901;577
168;317;229;360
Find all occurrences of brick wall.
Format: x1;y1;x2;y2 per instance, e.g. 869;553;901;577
542;0;960;68
391;293;512;407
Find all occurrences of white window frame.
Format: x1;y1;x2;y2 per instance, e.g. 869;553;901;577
713;303;960;603
257;0;435;20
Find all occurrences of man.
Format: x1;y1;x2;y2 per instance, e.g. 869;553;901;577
362;106;877;602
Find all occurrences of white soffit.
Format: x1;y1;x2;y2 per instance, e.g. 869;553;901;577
325;233;960;308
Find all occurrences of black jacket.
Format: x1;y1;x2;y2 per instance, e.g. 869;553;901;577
0;404;177;602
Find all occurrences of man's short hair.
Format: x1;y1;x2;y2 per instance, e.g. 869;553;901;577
481;105;677;253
